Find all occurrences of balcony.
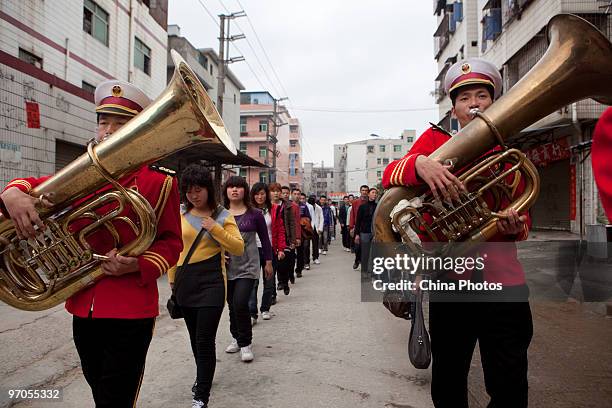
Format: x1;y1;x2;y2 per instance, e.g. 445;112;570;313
433;13;450;59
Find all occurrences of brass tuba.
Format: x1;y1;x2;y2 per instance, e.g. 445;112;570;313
374;14;612;252
0;50;236;311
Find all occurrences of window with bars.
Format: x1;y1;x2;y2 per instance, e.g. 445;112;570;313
82;81;96;94
393;145;402;152
83;0;109;46
379;145;386;152
239;142;247;153
134;37;151;75
259;120;268;132
18;48;42;69
259;146;267;158
290;140;297;147
239;168;247;178
240;117;247;133
259;171;268;183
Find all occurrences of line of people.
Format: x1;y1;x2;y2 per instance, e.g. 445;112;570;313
338;185;379;274
170;165;340;407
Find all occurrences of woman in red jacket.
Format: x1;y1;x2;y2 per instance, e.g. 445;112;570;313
248;183;286;324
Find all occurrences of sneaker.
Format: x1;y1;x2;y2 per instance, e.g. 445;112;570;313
251;316;258;326
192;399;207;408
296;271;302;278
283;285;290;295
225;338;239;353
240;345;254;362
352;261;360;270
305;264;310;270
314;259;321;265
322;250;327;255
262;311;271;320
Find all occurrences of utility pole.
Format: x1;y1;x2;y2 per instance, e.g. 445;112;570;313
268;96;288;183
215;12;245;195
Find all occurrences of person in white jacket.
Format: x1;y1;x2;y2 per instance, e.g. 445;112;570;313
307;195;324;265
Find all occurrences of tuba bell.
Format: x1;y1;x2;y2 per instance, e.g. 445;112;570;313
0;50;236;311
374;14;612;253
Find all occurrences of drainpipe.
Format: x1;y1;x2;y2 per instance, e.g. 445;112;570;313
64;38;69;80
127;0;135;82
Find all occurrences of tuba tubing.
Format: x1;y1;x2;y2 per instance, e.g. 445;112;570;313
374;14;612;244
0;51;235;311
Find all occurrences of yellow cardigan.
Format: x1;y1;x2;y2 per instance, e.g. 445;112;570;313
168;211;244;283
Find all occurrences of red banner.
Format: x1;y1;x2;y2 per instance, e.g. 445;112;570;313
25;101;40;128
525;138;570;167
570;164;576;221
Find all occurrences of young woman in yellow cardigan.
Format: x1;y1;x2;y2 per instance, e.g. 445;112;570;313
168;164;244;408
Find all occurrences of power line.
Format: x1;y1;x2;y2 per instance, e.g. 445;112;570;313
235;0;291;98
216;0;282;97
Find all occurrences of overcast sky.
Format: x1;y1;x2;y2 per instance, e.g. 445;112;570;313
168;0;439;166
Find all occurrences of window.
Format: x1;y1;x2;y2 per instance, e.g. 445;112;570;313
239;142;247;153
259;171;267;183
259;146;267;158
377;158;381;165
210;64;213;75
83;0;109;46
367;146;374;154
394;157;401;161
234;94;237;104
240;117;247;133
18;48;43;69
239;168;247;178
383;158;389;165
406;137;414;143
134;37;151;75
379;145;386;152
393;145;402;152
82;81;96;94
377;170;382;179
198;53;208;69
290;140;297;147
259;120;268;132
290;125;298;132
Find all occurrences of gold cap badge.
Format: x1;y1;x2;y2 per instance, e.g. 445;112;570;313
111;85;123;97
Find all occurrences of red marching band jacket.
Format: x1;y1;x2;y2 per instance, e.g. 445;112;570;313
382;126;531;286
1;166;183;318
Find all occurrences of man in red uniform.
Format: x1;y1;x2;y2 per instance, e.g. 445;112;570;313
383;58;532;408
0;80;182;408
592;107;612;219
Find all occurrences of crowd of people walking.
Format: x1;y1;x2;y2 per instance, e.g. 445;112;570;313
170;165;377;407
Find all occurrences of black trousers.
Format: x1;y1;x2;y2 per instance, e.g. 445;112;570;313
278;249;295;287
73;315;155;408
311;230;320;260
296;243;304;273
354;233;361;263
182;306;224;403
249;252;276;316
429;300;533;408
341;225;350;248
227;278;256;347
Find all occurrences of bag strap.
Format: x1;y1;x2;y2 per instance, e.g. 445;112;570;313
183;205;223;266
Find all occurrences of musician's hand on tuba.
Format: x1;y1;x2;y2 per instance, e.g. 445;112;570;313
415;155;465;201
101;248;140;276
496;208;527;236
0;187;53;240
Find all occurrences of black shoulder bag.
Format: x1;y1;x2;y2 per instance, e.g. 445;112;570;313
166;206;223;319
408;289;432;369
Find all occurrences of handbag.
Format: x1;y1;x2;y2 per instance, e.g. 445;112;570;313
167;206;223;319
408;289;431;369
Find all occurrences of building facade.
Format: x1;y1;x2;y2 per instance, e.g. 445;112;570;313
303;162;334;197
334;130;416;194
239;91;302;188
167;25;244;147
433;0;611;235
0;0;168;185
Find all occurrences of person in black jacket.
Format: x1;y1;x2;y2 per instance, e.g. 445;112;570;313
338;196;350;252
354;188;378;275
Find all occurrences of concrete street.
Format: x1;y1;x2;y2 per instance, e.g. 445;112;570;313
1;241;432;408
1;233;611;407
